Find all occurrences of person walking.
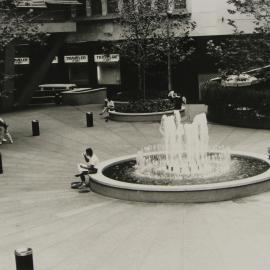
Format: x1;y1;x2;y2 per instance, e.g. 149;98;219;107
0;118;13;144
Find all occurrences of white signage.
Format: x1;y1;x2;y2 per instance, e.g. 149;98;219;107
52;56;59;64
64;55;88;63
14;57;30;65
94;54;120;63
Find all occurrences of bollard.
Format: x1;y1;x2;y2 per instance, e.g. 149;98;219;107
15;248;34;270
0;152;3;174
86;112;93;127
55;93;62;105
31;120;40;136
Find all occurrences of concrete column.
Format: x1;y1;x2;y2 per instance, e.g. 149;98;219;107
18;34;65;108
101;0;107;16
85;0;92;16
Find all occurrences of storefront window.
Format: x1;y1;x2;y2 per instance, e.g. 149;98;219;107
91;0;102;15
97;63;121;85
69;65;89;86
107;0;118;13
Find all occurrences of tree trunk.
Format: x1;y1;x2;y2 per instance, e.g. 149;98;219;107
167;18;172;92
143;67;146;100
138;63;143;96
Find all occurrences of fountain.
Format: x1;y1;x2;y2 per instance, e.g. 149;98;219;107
136;111;231;181
90;111;270;203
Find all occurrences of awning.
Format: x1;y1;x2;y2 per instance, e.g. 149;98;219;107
15;0;47;8
45;0;81;5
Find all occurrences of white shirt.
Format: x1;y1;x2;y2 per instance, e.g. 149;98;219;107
107;100;114;108
82;153;99;167
168;91;175;98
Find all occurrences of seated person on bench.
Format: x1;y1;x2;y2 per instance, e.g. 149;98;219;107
75;148;99;188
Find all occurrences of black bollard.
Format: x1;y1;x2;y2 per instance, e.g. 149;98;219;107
86;112;93;127
0;152;3;174
15;248;34;270
55;93;62;105
32;120;40;136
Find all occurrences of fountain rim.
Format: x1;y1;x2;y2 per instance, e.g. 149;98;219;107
91;151;270;192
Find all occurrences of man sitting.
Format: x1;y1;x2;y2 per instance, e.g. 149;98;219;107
73;148;99;191
100;98;115;122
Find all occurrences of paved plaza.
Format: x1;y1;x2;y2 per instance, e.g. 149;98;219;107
1;104;270;270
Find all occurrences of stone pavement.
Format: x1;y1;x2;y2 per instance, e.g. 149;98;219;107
1;104;270;270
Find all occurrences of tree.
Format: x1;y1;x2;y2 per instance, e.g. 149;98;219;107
114;0;195;99
207;0;270;76
0;0;46;99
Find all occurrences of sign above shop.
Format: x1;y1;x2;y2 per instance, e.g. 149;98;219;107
94;54;120;63
64;55;88;63
14;57;30;65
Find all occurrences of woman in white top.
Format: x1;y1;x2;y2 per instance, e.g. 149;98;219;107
100;98;115;115
168;90;175;101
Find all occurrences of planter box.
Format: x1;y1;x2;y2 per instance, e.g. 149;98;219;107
109;107;185;122
62;87;107;105
207;105;270;129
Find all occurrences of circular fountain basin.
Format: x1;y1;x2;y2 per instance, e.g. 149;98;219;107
90;151;270;203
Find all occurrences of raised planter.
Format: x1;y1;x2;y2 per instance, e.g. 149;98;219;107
109;107;185;122
207;105;270;129
62;87;107;105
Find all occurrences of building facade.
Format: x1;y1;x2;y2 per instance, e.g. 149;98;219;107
13;0;255;104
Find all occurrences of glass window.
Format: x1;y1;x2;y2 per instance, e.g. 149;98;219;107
107;0;118;13
69;65;89;86
91;0;102;15
174;0;186;9
97;63;121;85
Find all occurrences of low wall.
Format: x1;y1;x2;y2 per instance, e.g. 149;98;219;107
90;152;270;203
62;88;107;105
109;107;185;122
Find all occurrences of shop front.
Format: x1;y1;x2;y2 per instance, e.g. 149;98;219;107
94;53;121;97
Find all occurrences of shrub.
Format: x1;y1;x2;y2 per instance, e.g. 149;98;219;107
115;99;175;113
201;80;270;113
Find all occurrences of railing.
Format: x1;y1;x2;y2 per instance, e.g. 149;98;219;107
18;0;187;22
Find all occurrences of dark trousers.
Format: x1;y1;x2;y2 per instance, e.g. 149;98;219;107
80;171;89;182
79;168;98;182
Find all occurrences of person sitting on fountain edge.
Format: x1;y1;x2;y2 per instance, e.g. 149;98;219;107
168;90;176;102
75;148;99;189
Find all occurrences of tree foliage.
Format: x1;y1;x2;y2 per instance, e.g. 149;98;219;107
0;0;46;96
207;0;270;76
0;0;46;50
113;0;195;97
